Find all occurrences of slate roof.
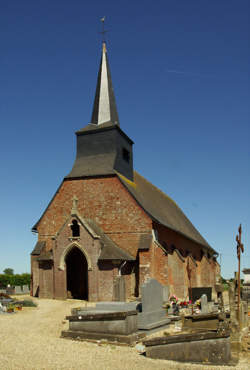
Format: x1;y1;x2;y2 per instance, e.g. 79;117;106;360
117;171;215;253
86;219;135;261
137;233;152;250
65;123;134;180
31;241;46;255
90;42;120;126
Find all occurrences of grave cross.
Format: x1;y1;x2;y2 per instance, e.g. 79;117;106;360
236;224;244;320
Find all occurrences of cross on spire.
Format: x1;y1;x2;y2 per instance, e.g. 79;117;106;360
100;16;107;43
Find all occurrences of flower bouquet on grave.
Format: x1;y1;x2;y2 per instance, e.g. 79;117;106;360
179;300;188;308
169;295;179;315
169;295;178;305
7;304;15;313
195;299;201;308
15;303;23;311
194;299;201;313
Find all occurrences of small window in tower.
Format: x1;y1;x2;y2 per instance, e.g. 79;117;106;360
71;219;80;237
122;148;130;163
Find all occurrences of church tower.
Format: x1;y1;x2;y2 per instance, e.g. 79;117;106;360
67;42;134;181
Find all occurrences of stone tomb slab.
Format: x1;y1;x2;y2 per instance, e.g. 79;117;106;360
61;329;145;345
182;313;226;331
62;309;143;345
143;331;232;365
138;278;170;330
67;311;137;335
71;302;138;316
95;301;138;312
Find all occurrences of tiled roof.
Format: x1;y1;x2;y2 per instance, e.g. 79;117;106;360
117;171;215;253
86;219;135;261
31;241;46;256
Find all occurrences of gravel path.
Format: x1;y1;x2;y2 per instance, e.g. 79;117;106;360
0;296;249;370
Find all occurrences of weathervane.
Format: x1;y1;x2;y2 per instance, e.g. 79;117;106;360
236;224;244;320
100;16;107;43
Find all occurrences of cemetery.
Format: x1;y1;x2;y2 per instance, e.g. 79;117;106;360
0;289;35;314
1;271;249;367
60;275;249;366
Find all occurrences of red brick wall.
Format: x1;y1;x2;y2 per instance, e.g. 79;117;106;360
33;176;153;300
168;250;185;298
37;176;152;258
33;175;218;301
153;222;217;298
200;255;212;287
153;245;168;286
155;223;202;260
185;256;197;289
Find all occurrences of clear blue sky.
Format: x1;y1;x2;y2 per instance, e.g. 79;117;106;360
0;1;249;278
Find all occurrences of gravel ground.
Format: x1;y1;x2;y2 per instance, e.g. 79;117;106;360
0;296;249;370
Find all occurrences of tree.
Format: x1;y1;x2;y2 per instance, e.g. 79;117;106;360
3;268;14;275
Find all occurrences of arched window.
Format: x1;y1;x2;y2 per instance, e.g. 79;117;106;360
71;219;80;237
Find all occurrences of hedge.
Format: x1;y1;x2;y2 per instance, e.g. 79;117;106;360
0;273;31;287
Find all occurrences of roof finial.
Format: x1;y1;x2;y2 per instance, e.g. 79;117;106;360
100;16;107;45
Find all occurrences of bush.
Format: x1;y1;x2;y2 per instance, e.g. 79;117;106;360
17;299;37;307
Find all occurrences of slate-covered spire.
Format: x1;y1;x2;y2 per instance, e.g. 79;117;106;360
90;42;120;126
66;39;134;181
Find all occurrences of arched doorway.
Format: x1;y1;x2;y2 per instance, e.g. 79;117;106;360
66;246;88;300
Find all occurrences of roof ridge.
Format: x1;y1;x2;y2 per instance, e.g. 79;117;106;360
115;171;137;188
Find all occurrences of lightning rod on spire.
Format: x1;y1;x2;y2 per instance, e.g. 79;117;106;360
100;16;107;44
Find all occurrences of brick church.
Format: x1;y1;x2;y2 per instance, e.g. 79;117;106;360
31;42;219;301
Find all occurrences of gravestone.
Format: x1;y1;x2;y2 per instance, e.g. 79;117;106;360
162;286;169;302
6;287;14;295
137;278;170;330
22;285;30;294
113;276;126;301
15;286;22;294
201;294;208;314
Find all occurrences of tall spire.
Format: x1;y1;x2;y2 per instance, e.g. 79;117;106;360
90;42;120;126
